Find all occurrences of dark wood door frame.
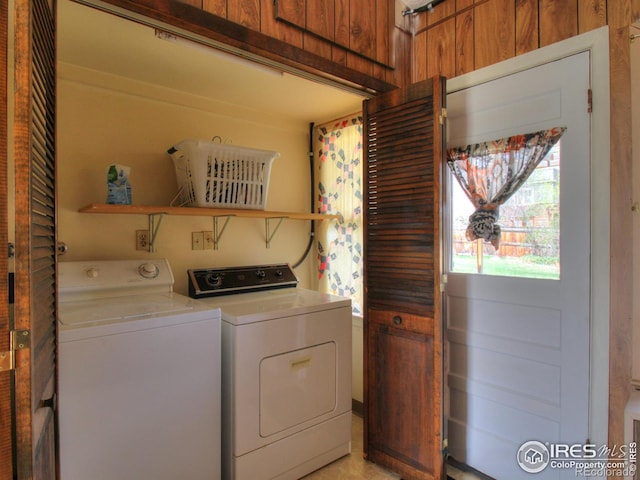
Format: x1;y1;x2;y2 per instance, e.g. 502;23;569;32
0;1;12;476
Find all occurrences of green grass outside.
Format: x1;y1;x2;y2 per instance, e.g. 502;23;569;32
452;254;560;280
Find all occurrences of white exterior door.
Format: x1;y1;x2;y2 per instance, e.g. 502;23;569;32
445;51;591;479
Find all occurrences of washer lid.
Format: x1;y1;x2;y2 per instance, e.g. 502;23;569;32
58;292;201;328
199;288;351;325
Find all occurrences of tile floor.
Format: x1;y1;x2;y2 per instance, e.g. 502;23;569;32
302;414;483;480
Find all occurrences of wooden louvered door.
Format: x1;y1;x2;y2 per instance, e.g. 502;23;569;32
13;0;58;477
363;77;445;480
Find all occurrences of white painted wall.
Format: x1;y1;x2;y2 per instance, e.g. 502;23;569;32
57;63;315;294
57;64;369;403
352;315;364;403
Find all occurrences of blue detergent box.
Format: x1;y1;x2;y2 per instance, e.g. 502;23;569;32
106;164;132;205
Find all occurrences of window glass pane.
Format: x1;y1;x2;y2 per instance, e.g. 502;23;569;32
450;143;560;280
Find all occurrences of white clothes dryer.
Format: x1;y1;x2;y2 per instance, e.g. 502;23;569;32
58;259;221;480
188;264;352;480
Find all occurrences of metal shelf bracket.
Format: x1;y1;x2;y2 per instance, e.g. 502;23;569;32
213;216;233;250
148;213;165;252
265;217;285;248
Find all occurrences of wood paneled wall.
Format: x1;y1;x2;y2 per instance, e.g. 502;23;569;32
607;0;640;453
411;0;612;81
174;0;410;89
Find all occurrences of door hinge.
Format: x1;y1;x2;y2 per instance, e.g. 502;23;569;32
439;108;448;125
440;273;448;293
0;330;31;372
587;89;592;113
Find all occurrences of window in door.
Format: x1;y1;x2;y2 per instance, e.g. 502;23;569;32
450;142;561;280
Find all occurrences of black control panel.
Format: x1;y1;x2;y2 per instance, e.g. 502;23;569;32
187;263;299;298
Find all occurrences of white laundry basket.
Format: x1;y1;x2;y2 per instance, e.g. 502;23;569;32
168;139;279;210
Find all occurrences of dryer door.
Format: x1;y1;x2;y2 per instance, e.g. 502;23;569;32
229;304;352;456
260;342;337;437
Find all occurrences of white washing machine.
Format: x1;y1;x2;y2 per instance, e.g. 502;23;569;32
58;259;221;480
188;264;352;480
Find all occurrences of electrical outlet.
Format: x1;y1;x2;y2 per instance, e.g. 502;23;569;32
136;230;150;251
203;231;214;250
192;231;204;250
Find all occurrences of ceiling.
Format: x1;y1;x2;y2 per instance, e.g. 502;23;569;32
57;0;366;125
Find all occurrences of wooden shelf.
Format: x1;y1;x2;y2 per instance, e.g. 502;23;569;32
79;203;341;221
79;203;341;251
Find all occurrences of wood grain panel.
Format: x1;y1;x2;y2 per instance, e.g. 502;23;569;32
365;79;441;317
176;0;202;7
516;0;539;55
457;0;474;11
306;0;334;38
578;0;607;33
274;0;392;67
412;30;428;83
427;0;456;26
607;0;634;451
391;27;412;87
349;0;375;58
412;9;428;34
347;51;375;76
261;0;304;47
202;0;226;17
540;0;578;47
367;318;436;474
274;0;305;28
456;8;474;75
304;34;333;59
335;0;350;51
474;0;515;69
332;43;348;65
94;0;396;93
0;1;10;478
375;0;390;67
13;0;57;476
607;0;640;27
228;0;261;31
364;77;444;480
368;309;435;335
32;408;55;480
427;17;455;79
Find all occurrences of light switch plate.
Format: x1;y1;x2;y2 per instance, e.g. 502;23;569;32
192;231;204;250
203;231;214;250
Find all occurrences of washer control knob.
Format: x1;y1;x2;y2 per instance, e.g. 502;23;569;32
138;263;160;279
86;267;99;278
256;269;266;279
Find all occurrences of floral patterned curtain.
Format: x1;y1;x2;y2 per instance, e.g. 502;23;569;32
447;127;566;249
314;115;363;315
